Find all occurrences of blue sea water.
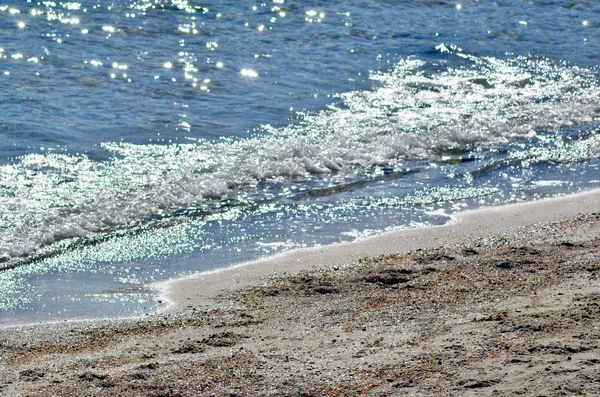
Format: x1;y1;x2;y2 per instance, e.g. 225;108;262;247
0;0;599;325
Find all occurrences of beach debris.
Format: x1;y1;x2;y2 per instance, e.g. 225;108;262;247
495;260;514;269
202;332;245;347
172;341;205;354
19;369;45;382
311;282;339;295
461;247;479;256
364;268;412;286
456;378;500;389
137;362;159;370
78;371;108;381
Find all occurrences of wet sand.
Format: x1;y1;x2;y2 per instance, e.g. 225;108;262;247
1;191;599;396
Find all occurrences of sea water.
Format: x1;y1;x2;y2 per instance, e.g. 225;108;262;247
0;0;599;325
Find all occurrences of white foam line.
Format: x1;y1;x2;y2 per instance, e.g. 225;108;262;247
156;188;600;312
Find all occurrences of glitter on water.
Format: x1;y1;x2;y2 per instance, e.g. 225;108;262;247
0;0;599;325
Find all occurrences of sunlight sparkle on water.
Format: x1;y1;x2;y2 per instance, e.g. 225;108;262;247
0;0;599;326
241;68;258;78
305;10;325;23
61;17;80;25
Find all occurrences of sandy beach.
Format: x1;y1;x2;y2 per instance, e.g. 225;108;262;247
1;191;599;396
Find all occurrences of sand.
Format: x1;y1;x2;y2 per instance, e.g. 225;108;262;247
1;191;599;396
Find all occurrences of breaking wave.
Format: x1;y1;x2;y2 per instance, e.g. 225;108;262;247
1;45;599;265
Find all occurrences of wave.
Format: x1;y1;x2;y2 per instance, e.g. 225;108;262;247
1;44;599;264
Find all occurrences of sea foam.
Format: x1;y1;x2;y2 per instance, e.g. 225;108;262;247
1;47;599;265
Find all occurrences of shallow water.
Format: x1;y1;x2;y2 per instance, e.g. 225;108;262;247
0;0;599;325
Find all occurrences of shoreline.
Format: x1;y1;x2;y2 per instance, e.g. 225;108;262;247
1;189;598;330
1;189;599;396
158;188;600;312
0;189;596;327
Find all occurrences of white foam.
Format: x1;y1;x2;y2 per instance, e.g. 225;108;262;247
1;47;599;262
